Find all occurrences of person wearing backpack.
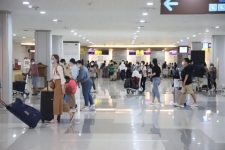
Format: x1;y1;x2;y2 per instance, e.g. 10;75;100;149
60;59;71;77
49;54;74;123
65;76;77;110
209;63;217;90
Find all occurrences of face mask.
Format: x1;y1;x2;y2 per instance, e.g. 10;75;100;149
31;62;35;65
182;62;185;65
51;59;55;64
210;66;213;68
91;63;94;66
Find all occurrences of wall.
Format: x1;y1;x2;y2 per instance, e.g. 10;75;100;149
89;49;112;66
63;42;80;63
151;51;165;66
165;51;177;64
112;49;127;63
13;42;30;72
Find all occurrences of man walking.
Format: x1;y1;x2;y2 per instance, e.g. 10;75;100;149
174;58;198;107
28;59;39;95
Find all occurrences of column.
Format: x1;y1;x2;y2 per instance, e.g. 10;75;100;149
35;30;52;87
52;35;63;56
211;35;225;86
191;42;202;50
0;11;12;104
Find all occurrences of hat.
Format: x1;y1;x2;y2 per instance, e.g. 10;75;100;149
210;63;214;66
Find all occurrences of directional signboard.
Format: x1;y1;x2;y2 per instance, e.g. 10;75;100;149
161;0;225;14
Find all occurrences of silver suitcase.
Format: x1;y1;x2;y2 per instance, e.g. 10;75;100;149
174;88;187;107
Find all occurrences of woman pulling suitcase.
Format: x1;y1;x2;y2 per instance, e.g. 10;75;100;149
49;54;74;123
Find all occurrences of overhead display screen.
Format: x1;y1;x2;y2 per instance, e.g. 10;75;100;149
161;0;225;14
179;47;188;53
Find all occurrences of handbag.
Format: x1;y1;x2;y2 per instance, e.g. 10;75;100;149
50;66;59;89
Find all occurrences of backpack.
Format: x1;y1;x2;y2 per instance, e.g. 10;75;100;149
173;69;180;79
65;79;77;94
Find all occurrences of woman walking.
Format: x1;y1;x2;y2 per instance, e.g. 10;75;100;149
140;61;147;93
50;54;74;123
149;58;162;104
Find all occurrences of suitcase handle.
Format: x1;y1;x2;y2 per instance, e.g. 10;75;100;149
0;100;8;107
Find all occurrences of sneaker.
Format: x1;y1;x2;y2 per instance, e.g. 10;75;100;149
150;102;155;105
81;106;89;111
173;102;180;107
89;105;96;111
155;102;161;105
190;103;199;107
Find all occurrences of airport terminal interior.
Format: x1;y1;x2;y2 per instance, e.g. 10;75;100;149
1;0;225;150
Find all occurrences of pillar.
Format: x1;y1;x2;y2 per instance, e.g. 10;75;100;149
52;35;63;57
191;42;202;50
35;30;52;88
0;11;12;104
211;35;225;86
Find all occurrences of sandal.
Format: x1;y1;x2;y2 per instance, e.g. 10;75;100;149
70;112;75;122
50;119;58;124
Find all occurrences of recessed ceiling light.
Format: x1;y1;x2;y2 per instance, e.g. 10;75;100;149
86;39;89;42
215;26;219;29
71;30;74;33
147;2;153;5
74;32;78;35
134;35;138;38
138;27;141;29
28;5;32;8
40;11;46;14
180;39;183;42
23;1;29;5
142;12;148;16
13;34;16;36
53;19;58;22
206;29;209;32
193;35;196;37
140;20;145;23
199;33;201;34
136;30;140;32
133;38;137;40
187;37;190;39
23;37;25;38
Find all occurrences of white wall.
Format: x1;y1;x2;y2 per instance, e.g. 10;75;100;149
13;42;30;72
63;42;80;62
165;51;177;64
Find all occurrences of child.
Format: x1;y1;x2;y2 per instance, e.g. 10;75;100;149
65;76;77;109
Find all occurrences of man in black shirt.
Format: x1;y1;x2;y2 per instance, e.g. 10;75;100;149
174;58;198;107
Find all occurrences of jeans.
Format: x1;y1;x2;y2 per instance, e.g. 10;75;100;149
141;77;146;92
90;77;96;90
120;70;125;80
82;79;94;106
152;77;161;99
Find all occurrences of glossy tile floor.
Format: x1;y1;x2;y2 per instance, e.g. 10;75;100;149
1;78;225;150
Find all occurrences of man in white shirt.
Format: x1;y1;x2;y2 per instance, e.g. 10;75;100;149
119;61;126;80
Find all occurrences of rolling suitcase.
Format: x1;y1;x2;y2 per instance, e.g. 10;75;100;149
0;98;41;128
117;71;120;80
40;83;60;123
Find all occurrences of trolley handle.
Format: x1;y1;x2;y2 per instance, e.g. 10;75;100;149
0;100;8;107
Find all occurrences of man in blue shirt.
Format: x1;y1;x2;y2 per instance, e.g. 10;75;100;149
77;60;95;111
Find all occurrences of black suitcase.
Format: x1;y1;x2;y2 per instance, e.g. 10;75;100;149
40;83;60;123
0;98;41;128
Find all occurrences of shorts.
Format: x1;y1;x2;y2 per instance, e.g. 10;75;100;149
32;77;38;85
109;72;114;76
181;84;193;94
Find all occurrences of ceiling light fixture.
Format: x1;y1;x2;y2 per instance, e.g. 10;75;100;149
40;11;46;14
23;1;29;5
28;5;32;8
74;32;78;35
206;29;209;32
138;27;141;29
83;37;86;39
86;39;89;42
180;39;183;42
140;20;145;23
187;37;190;39
23;37;25;38
147;2;153;5
142;12;148;16
193;35;196;37
215;26;219;29
53;19;58;22
71;30;74;33
199;33;201;34
13;34;16;36
136;30;140;32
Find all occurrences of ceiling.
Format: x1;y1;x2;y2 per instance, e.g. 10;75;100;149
1;0;225;46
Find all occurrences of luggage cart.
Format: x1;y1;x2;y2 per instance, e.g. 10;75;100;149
13;73;30;97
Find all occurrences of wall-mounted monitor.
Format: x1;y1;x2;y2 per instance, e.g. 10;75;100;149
129;50;136;55
179;46;188;53
101;49;109;55
169;50;177;55
88;48;95;55
144;50;151;55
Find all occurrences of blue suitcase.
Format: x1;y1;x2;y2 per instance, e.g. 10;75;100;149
0;98;41;128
